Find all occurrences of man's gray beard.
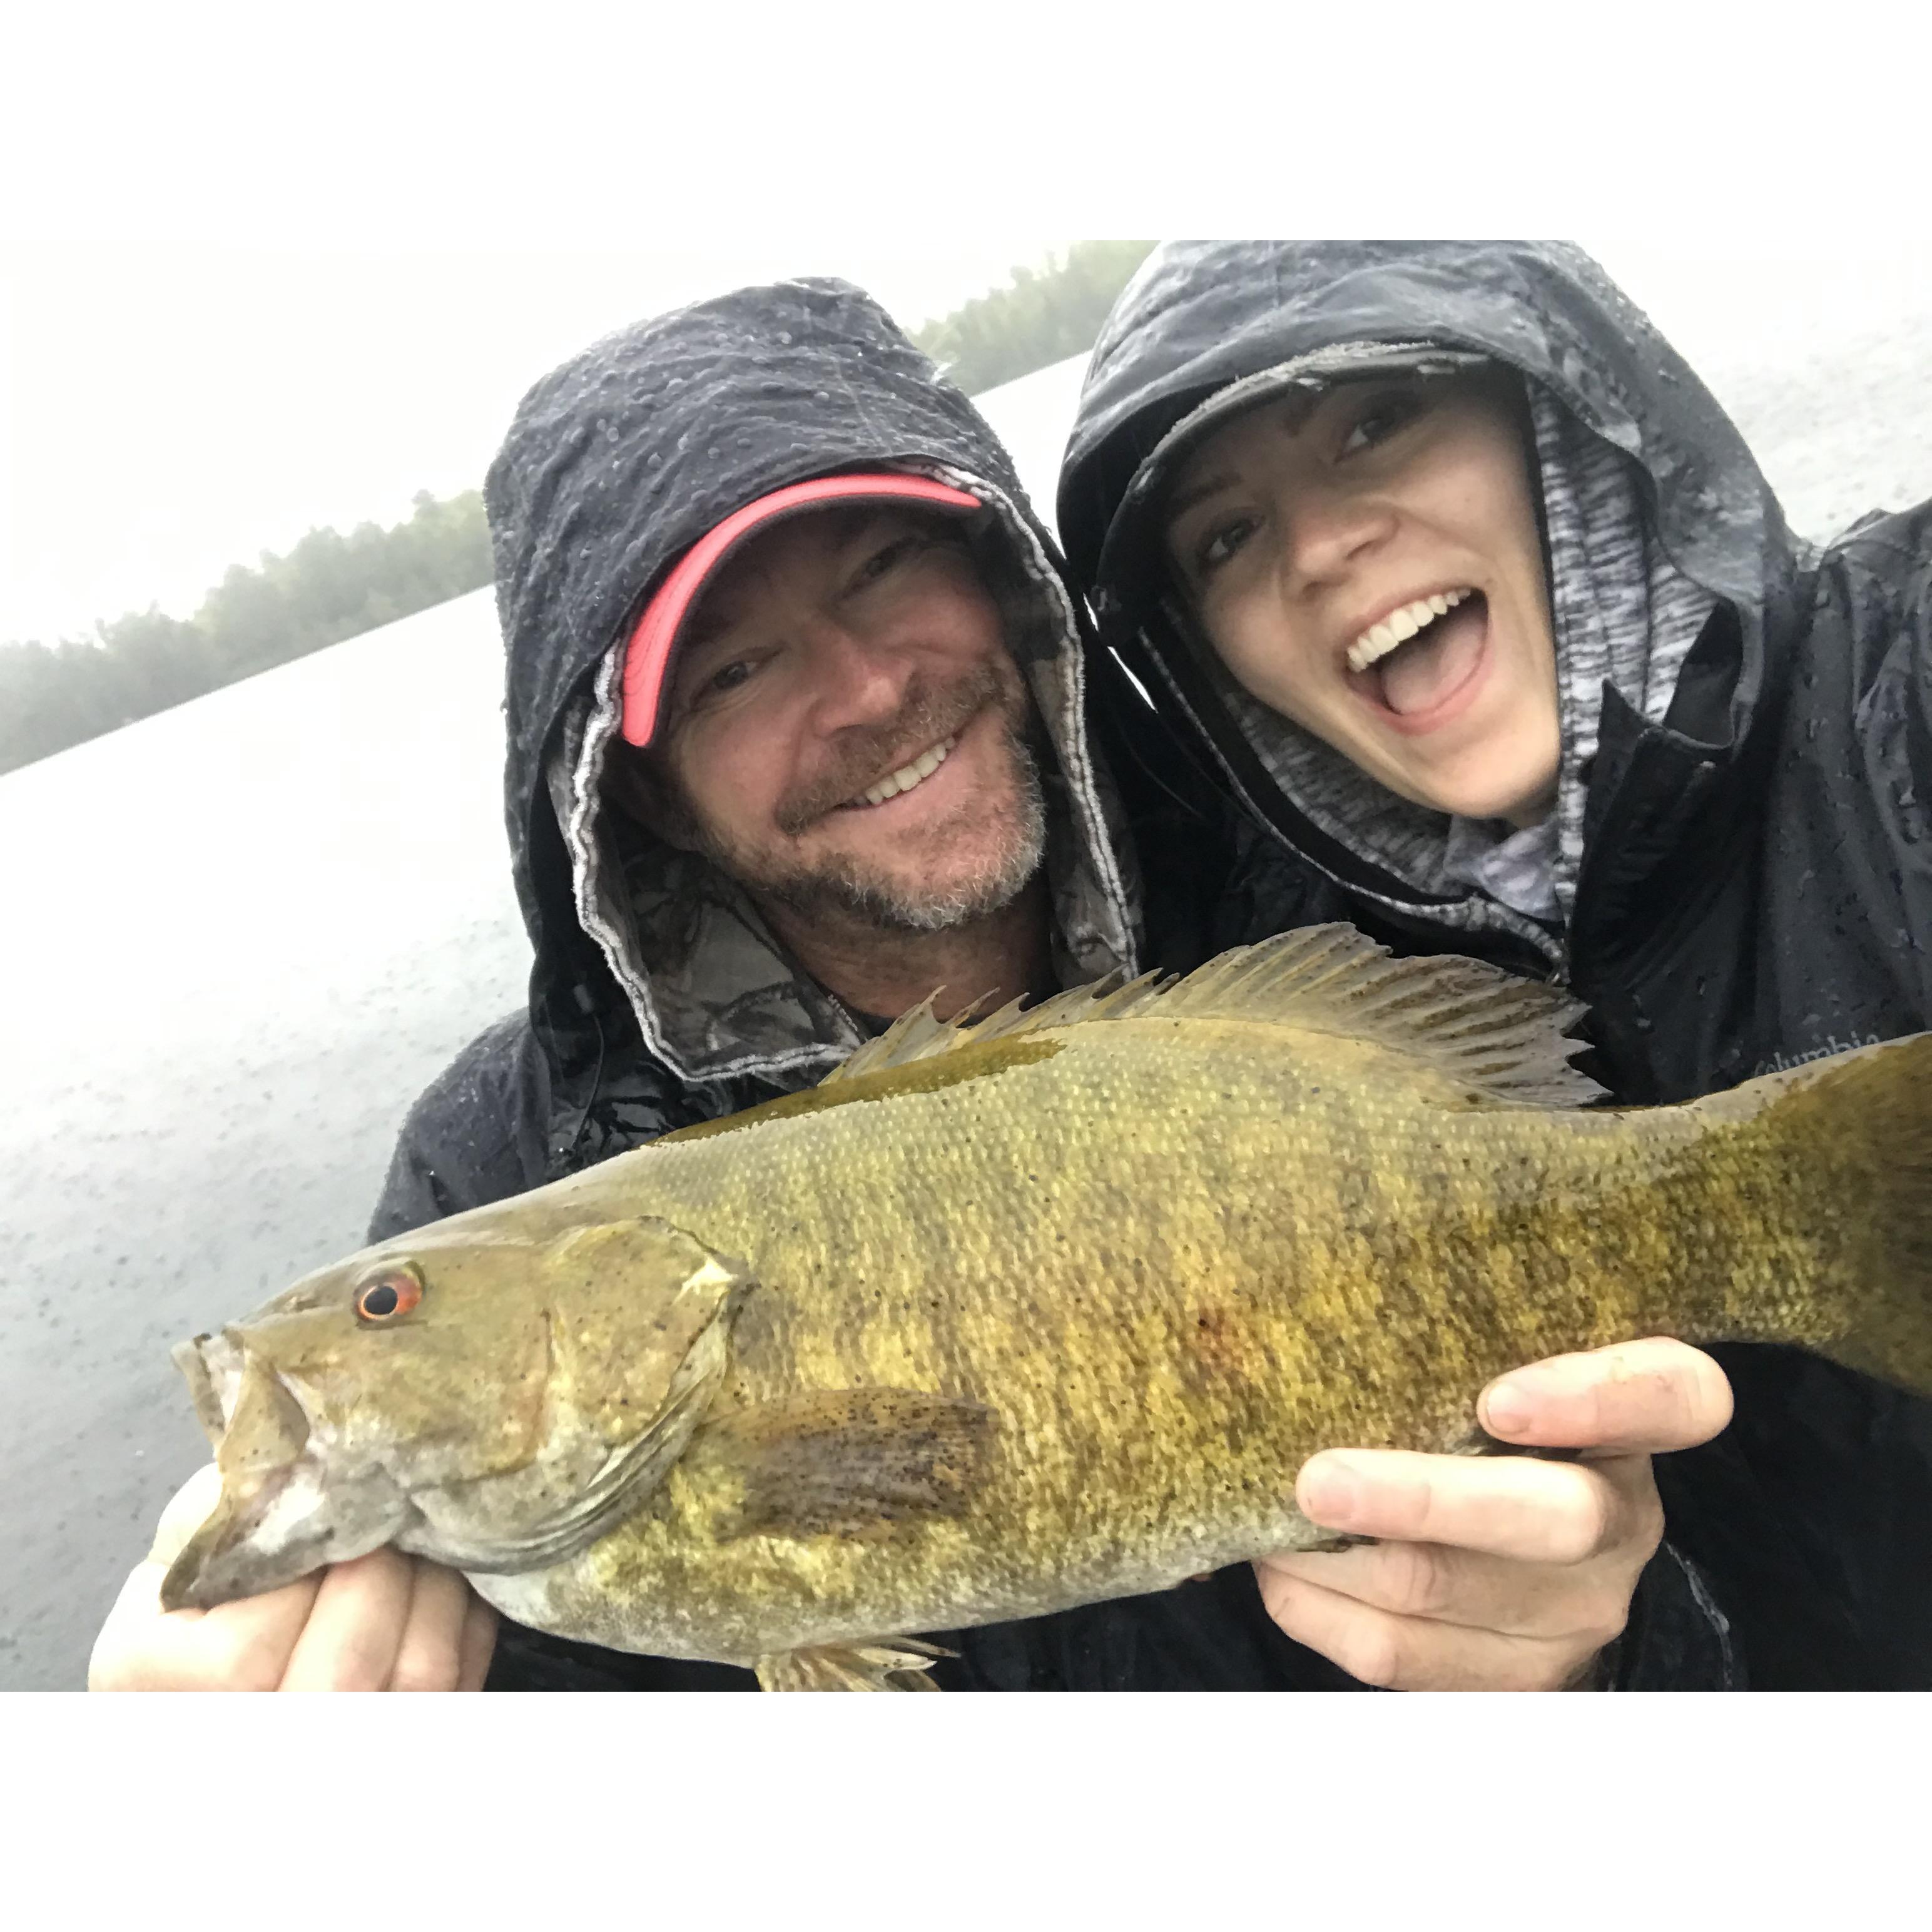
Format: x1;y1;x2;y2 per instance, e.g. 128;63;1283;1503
695;722;1049;936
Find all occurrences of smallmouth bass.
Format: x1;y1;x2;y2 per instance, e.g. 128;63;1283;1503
161;927;1932;1687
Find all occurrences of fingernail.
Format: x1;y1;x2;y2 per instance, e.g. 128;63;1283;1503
1299;1456;1361;1527
1483;1380;1532;1435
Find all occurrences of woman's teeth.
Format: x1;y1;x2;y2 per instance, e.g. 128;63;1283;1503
859;735;957;807
1347;589;1473;673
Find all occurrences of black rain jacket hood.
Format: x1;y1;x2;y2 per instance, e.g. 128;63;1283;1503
486;277;1139;1093
1062;243;1802;987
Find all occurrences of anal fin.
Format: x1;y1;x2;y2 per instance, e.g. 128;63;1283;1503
755;1637;953;1692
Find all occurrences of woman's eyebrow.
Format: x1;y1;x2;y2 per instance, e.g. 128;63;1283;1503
1165;470;1237;524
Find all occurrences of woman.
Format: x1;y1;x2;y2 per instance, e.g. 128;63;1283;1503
1061;240;1932;1689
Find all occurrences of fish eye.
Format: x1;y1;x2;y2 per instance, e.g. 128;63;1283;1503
355;1266;423;1324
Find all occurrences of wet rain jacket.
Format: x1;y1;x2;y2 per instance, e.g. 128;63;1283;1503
368;277;1732;1691
1060;239;1932;1689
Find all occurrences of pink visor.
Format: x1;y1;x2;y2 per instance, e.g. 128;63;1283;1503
619;472;983;747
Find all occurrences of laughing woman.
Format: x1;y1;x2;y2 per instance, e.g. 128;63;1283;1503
1061;240;1932;1689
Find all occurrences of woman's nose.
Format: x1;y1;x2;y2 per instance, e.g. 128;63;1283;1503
1279;487;1395;591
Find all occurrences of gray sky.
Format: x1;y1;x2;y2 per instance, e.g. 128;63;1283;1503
4;238;1930;646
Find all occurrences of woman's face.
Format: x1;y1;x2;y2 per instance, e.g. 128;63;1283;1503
1162;371;1560;827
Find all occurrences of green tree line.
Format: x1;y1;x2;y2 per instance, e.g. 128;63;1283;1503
1;491;493;776
912;240;1155;395
1;240;1157;776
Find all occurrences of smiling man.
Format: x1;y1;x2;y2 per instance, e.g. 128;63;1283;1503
91;277;1739;1693
605;482;1058;1030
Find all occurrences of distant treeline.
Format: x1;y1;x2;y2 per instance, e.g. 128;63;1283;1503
1;492;492;775
2;241;1157;775
912;240;1156;395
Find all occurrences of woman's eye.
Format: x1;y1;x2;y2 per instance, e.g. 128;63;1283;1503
1197;516;1256;576
707;659;753;695
1340;392;1423;457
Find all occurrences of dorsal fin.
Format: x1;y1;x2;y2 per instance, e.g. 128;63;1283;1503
821;925;1602;1109
818;974;1158;1086
822;999;987;1084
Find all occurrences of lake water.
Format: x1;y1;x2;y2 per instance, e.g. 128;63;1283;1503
8;278;1932;1687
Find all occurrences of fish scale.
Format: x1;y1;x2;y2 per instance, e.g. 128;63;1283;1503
161;927;1932;1686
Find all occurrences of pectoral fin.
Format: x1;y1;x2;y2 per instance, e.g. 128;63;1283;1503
704;1388;996;1540
755;1637;953;1692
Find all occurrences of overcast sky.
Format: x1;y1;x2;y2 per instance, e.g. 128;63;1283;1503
0;243;1069;643
4;238;1931;646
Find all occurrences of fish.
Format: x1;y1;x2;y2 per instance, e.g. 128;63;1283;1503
160;925;1932;1689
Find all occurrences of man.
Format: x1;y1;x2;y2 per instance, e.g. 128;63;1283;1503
92;278;1734;1690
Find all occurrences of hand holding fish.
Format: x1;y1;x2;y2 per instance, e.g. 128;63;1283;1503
88;1463;497;1691
1255;1338;1735;1690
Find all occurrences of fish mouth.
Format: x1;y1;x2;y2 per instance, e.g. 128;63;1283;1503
176;1328;243;1447
160;1332;409;1612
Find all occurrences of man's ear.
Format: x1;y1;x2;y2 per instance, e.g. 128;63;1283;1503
604;743;699;852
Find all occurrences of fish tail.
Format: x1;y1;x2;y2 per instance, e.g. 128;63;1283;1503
1696;1032;1932;1396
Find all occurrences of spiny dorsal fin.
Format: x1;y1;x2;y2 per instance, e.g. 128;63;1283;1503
821;925;1600;1109
818;973;1159;1086
820;999;987;1084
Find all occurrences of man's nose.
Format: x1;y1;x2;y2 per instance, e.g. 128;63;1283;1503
799;617;914;728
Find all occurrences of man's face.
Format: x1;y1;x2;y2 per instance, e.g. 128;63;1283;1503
629;505;1045;933
1163;371;1560;828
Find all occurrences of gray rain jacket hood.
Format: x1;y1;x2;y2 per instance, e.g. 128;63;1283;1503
485;277;1139;1102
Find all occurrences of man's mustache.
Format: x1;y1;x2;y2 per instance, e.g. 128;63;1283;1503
773;662;1017;835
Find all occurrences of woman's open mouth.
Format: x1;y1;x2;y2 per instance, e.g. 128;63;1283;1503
1343;588;1489;731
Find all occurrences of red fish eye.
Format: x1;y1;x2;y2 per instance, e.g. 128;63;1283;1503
355;1269;422;1323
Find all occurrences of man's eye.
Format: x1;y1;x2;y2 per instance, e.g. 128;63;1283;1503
707;659;754;695
856;535;920;585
